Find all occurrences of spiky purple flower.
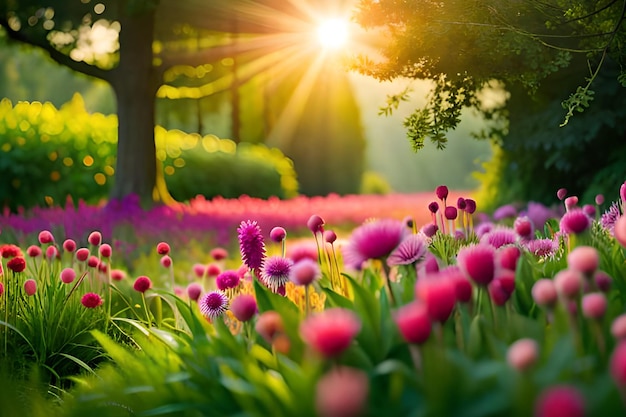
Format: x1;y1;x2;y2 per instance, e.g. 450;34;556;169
261;256;293;292
601;202;621;235
216;270;241;291
342;219;407;269
523;238;559;258
199;290;229;319
387;234;428;267
237;220;266;270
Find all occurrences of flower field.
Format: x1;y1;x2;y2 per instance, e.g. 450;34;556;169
1;184;626;417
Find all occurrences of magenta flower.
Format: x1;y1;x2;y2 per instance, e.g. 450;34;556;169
415;273;457;323
38;230;54;245
210;247;228;261
394;301;432;345
133;276;152;293
435;185;449;201
186;283;203;301
498;245;521;271
199;290;229;319
611;340;626;387
534;385;585;417
76;248;90;262
428;201;439;214
307;214;325;234
230;294;258;322
323;230;337;244
600;202;621;235
269;227;287;243
464;198;477;214
237;220;266;270
444;206;457;220
111;269;126;281
216;270;241;291
289;259;321;286
7;256;26;273
62;239;77;253
99;243;112;258
615;215;626;248
286;241;318;263
315;367;369;417
23;279;37;296
532;279;558;309
559;209;590;235
581;292;607;320
61;268;76;284
161;255;173;269
26;245;42;258
557;188;568;201
493;204;517;221
81;292;103;308
421;223;439;238
387;234;428;267
156;241;170;255
88;231;102;246
261;256;293;292
567;246;599;275
513;216;534;239
342;219;407;269
480;227;517;248
523;238;559;258
456;244;496;286
507;338;539;372
300;308;361;358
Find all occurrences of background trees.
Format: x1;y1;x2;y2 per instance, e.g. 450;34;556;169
352;0;626;207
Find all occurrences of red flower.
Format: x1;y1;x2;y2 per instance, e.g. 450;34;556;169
300;308;361;358
156;241;170;256
7;256;26;273
394;301;432;345
1;244;22;259
133;276;152;293
81;292;103;308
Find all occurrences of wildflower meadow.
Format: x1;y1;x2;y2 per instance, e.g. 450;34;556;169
0;182;625;417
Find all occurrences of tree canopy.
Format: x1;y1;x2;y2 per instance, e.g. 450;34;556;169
351;0;626;151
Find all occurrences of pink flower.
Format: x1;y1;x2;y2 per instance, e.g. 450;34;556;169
514;216;534;239
186;283;203;301
0;282;4;296
611;341;626;387
611;314;626;340
230;294;258;322
210;247;228;261
286;241;318;263
300;308;361;358
26;245;42;258
75;248;90;262
261;256;293;292
387;234;428;267
62;239;77;253
270;227;287;243
45;245;58;260
415;273;457;323
435;185;449;201
559;209;590;235
307;214;325;234
38;230;54;245
342;219;407;269
24;279;37;296
88;231;102;246
615;216;626;248
60;268;76;284
133;276;152;293
87;256;99;269
581;292;607;320
7;256;26;273
557;188;568;201
480;227;517;248
198;291;229;319
507;338;539;372
161;255;173;269
289;259;321;286
498;245;521;271
564;196;578;211
534;385;585;417
237;220;266;270
156;241;170;255
567;246;599;276
81;292;103;308
255;311;284;343
110;269;126;281
324;230;337;244
488;279;511;306
394;301;432;344
456;244;496;286
99;243;112;258
216;270;241;291
554;269;582;299
524;238;559;258
594;271;612;292
444;206;457;220
595;194;604;205
315;367;369;417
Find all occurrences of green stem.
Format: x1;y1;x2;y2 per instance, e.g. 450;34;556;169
381;262;398;307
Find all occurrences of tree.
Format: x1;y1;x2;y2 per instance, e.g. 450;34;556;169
350;0;626;205
0;0;316;205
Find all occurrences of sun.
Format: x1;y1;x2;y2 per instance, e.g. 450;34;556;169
316;18;350;49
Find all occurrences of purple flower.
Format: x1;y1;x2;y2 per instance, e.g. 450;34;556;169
464;199;477;214
387;234;428;267
342;219;408;269
435;185;449;201
523;238;559;258
601;202;621;235
290;259;321;286
421;223;439;238
493;204;517;221
480;227;518;248
199;291;229;319
559;209;590;235
261;256;293;292
474;221;495;238
237;220;266;270
216;270;241;291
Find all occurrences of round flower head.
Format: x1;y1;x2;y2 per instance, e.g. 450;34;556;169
415;272;457;323
81;292;103;308
99;243;112;258
514;216;534;239
76;248;90;262
428;201;439;214
394;301;432;345
290;258;321;286
237;220;266;270
534;385;585;417
564;196;578;211
567;246;599;275
269;226;287;243
315;367;369;417
110;269;126;281
46;245;58;260
498;245;521;271
207;263;221;277
342;218;407;269
286;241;318;263
26;245;42;258
615;215;626;248
507;338;539;372
488;279;511;306
186;283;203;302
0;244;22;258
559;209;590;235
387;233;428;267
0;282;3;297
307;214;325;234
324;230;337;244
216;270;241;291
161;255;173;269
611;314;626;340
24;279;37;296
421;223;438;238
133;276;152;293
480;227;517;249
443;266;473;303
38;230;54;245
435;185;449;201
595;194;604;205
457;197;467;210
456;244;496;286
230;294;258;322
62;239;76;253
261;256;293;292
156;241;170;256
532;279;558;308
554;269;582;299
210;247;228;261
581;292;607;320
464;198;477;214
87;256;99;269
199;290;229;319
88;231;102;246
300;308;361;358
60;268;76;284
556;188;568;201
7;256;26;273
611;340;626;387
444;206;458;220
255;311;284;343
582;204;596;218
594;271;612;292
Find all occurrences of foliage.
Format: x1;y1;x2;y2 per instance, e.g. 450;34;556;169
0;97;298;211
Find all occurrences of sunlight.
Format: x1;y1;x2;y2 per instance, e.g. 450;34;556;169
316;18;350;49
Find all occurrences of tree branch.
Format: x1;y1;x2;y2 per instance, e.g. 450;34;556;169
0;19;112;82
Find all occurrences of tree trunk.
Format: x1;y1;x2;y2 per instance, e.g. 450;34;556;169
110;7;171;205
